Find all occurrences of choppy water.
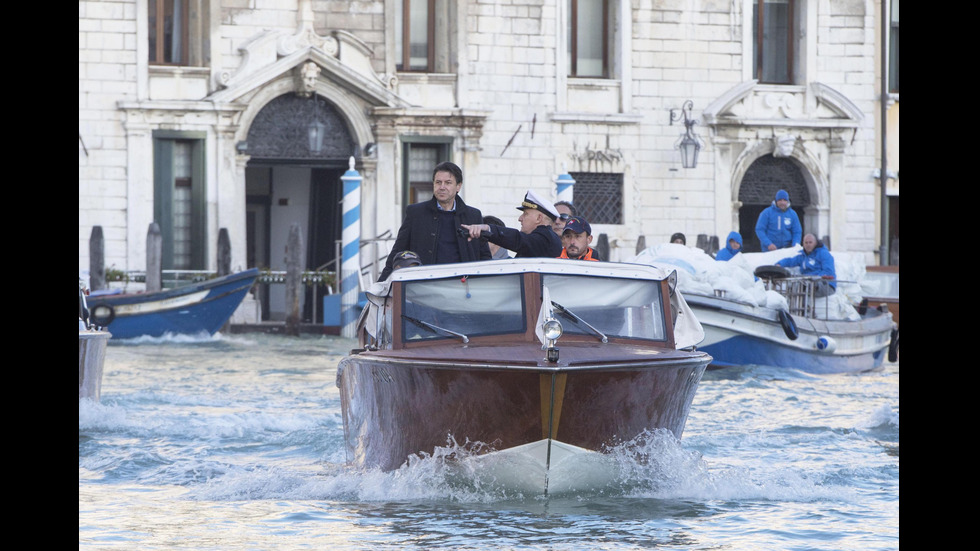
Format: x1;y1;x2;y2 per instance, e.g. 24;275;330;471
79;332;898;550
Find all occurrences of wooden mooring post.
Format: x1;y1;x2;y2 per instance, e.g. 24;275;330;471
285;223;304;336
217;228;231;277
89;226;106;291
146;222;162;292
595;233;610;261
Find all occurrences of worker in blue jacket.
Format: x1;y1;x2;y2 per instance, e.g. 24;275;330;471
776;234;837;297
755;189;802;251
715;231;743;261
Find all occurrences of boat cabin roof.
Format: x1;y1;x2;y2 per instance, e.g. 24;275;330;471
387;257;681;283
358;258;704;352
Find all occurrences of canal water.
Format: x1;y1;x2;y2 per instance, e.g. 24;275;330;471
79;332;898;550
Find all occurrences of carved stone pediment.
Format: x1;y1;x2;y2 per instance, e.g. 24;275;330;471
208;1;409;109
702;80;863;130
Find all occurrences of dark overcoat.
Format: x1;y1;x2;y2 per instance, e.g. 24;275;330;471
379;195;491;281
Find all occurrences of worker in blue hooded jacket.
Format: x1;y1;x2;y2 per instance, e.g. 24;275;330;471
755;189;802;251
715;231;743;261
776;234;837;297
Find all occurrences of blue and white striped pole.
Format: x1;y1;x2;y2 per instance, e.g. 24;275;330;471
340;156;362;339
555;163;575;205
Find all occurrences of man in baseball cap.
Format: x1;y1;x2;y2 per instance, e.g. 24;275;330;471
391;250;422;270
557;216;599;261
459;189;562;258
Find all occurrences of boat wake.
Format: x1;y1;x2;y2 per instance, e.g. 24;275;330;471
179;430;717;503
174;427;864;504
83;401;870;506
110;330;217;345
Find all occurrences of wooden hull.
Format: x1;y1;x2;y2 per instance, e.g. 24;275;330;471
86;269;259;339
79;329;111;401
864;266;899;328
337;343;709;481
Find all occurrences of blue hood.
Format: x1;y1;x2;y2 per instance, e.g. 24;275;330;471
725;231;743;249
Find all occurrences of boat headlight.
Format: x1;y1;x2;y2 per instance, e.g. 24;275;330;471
543;318;563;341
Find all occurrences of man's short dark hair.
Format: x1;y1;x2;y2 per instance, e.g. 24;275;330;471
432;161;463;185
554;201;576;216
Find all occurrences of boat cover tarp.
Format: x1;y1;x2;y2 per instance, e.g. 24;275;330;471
629;244;886;322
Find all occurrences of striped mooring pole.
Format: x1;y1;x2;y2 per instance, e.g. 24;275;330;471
555;163;575;205
340;156;362;339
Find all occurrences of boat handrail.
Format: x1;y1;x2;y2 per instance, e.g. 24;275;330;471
760;275;825;319
117;269;334;287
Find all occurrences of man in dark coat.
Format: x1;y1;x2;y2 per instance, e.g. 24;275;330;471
460;189;562;258
378;161;491;281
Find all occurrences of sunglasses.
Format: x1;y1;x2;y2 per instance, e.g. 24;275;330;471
558;213;570;221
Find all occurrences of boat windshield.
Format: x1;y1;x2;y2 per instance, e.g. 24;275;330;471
542;274;667;341
401;273;526;341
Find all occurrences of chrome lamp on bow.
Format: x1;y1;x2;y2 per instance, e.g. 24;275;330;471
669;100;704;169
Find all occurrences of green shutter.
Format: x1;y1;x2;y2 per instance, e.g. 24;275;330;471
154;138;175;270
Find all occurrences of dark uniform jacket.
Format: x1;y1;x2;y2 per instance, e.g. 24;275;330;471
379;195;491;281
487;224;562;259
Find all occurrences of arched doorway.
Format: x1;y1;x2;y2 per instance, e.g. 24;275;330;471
737;155;810;252
244;92;356;322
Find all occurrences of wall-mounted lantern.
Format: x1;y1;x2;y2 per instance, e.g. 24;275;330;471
669;100;704;169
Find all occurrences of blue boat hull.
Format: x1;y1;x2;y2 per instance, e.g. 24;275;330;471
699;335;886;374
87;269;259;339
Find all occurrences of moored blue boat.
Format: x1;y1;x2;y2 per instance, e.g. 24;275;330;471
86;268;259;339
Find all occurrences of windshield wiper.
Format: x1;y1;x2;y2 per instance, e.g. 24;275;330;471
551;301;608;343
401;315;469;343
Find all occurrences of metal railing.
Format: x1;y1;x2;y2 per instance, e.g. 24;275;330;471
759;275;825;319
103;231;397;324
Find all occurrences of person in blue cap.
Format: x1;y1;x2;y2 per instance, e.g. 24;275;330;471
776;233;837;297
460;189;562;258
557;216;599;261
715;231;743;261
754;189;802;251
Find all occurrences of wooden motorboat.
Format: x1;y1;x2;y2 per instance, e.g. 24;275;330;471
85;268;259;339
862;265;899;328
336;258;711;494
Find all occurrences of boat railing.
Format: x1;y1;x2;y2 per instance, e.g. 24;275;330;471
119;269;335;289
761;275;824;319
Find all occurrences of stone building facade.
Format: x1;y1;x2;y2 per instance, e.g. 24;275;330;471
79;0;898;319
